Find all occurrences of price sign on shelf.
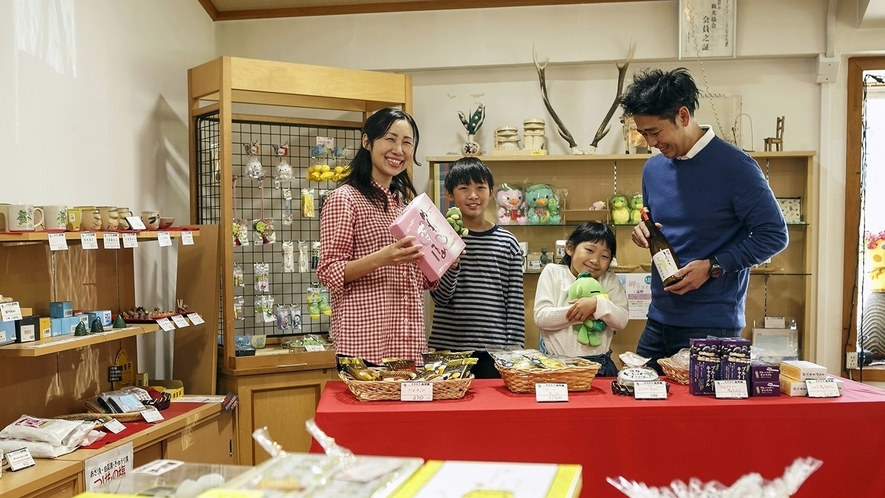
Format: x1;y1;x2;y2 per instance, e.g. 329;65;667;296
156;317;175;331
535;383;569;402
122;233;138;248
80;232;99;250
48;232;69;251
0;301;23;322
181;230;194;245
157;231;172;247
806;379;841;398
186;313;204;325
126;216;146;230
634;381;669;400
104;418;126;434
401;382;433;401
714;379;749;399
171;315;190;328
103;232;121;249
305;344;326;352
141;407;164;423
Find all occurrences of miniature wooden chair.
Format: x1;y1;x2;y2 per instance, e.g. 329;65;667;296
764;116;784;152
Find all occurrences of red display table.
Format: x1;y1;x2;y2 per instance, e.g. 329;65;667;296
311;378;885;497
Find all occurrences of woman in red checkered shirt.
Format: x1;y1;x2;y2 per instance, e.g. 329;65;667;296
318;108;438;365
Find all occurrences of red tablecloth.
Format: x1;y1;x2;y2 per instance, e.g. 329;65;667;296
82;402;206;449
310;379;885;497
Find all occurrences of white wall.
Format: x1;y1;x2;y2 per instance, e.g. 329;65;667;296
0;0;214;379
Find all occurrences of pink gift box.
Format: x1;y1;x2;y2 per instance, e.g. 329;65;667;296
389;193;465;281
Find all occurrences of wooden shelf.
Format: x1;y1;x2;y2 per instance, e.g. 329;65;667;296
0;229;199;244
427;151;816;163
0;324;160;357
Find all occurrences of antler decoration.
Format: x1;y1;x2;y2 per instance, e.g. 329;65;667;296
533;45;584;155
588;40;637;152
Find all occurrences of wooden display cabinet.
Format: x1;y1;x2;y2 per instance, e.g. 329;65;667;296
0;230;229;498
428;151;817;361
187;56;412;463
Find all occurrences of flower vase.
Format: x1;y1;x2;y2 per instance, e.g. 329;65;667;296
462;134;480;157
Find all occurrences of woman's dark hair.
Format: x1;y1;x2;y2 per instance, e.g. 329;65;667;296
342;107;420;211
559;222;617;267
444;156;494;193
620;67;700;122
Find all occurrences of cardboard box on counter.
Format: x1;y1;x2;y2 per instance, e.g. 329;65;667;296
780;360;827;381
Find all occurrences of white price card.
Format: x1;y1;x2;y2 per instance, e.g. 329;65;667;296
157;231;172;247
535;383;569;402
634;380;669;400
714;379;749;399
5;447;36;471
186;313;204;325
401;381;433;401
171;314;190;328
103;232;121;249
156;317;176;331
806;379;841;398
122;232;138;248
80;232;99;249
316;136;335;148
305;344;326;352
104;418;127;434
85;442;133;491
141;407;164;423
181;230;194;245
0;301;23;322
48;232;69;251
126;216;146;230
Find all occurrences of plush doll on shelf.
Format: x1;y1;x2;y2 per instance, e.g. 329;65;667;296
609;194;631;225
567;272;608;346
629;194;644;225
525;184;562;225
495;184;527;225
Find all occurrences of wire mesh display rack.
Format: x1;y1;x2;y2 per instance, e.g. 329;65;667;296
194;113;360;342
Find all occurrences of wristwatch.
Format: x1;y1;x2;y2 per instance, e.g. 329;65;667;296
709;257;723;279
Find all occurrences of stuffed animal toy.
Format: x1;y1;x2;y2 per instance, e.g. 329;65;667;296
610;194;630;225
566;272;608;347
525;184;562;225
495;184;527;225
629;194;644;225
446;207;469;236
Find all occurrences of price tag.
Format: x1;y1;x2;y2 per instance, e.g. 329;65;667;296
0;301;23;322
122;232;138;248
401;381;433;401
714;379;749;399
104;418;127;434
103;232;121;249
181;230;194;245
48;232;69;251
141;407;164;423
634;380;669;400
126;216;146;230
171;315;189;328
85;442;133;491
5;447;36;471
187;313;204;325
156;317;176;331
305;344;326;352
80;232;99;249
157;231;172;247
530;149;545;155
316;136;335;148
806;379;841;398
535;382;569;402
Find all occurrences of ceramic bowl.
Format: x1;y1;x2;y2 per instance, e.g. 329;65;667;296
159;217;175;229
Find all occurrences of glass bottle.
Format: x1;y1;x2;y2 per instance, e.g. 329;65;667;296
641;208;682;287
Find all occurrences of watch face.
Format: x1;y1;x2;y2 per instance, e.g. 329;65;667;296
710;265;723;278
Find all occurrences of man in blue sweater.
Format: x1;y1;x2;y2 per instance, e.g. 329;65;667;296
621;67;788;373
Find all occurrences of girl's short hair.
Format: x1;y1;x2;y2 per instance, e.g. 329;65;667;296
559;222;617;267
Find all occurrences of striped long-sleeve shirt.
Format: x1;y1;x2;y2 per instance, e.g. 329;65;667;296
429;225;525;350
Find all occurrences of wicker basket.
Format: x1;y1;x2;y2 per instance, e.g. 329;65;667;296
83;399;150;422
658;358;690;385
496;359;601;393
639;263;653;272
611;264;640;274
338;372;473;401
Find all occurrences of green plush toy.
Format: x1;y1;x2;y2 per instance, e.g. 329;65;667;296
610;194;630;225
566;272;608;346
629;194;644;225
446;207;469;236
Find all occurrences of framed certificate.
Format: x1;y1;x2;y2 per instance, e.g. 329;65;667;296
679;0;736;60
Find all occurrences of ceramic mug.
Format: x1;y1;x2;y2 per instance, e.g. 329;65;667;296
7;204;43;232
0;203;8;231
141;210;160;230
117;207;133;230
79;207;102;232
39;205;68;231
98;206;119;231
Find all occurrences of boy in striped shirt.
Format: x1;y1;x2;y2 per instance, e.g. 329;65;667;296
430;157;526;378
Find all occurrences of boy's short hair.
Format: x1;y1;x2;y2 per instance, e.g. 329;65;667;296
444;157;495;193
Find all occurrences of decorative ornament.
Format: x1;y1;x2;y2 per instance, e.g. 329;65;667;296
113;314;127;329
90;318;105;333
243;141;263;179
458;103;485;156
74;322;88;336
273;143;293;181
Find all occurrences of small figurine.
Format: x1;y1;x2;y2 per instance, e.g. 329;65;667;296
243;141;263;179
629;194;644;225
540;248;551;265
272;143;293;181
113;314;127;329
74;322;89;336
458;103;485;156
610;194;630;225
90;318;105;333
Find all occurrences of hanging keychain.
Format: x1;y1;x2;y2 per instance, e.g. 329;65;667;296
232;176;250;247
298;241;309;273
244;141;263;179
282;187;293;225
253;178;276;245
282;241;295;273
301;188;316;218
233;263;244;287
273;143;293;183
254;263;270;292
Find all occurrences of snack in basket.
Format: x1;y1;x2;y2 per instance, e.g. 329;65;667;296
490;350;601;393
611;351;664;396
337;354;476;401
658;348;690;385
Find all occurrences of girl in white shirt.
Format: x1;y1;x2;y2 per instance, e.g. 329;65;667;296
533;222;629;376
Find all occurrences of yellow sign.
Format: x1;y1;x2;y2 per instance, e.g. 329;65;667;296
113;348;134;390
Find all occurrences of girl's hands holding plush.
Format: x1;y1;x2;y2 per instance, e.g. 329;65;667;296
566;296;599;323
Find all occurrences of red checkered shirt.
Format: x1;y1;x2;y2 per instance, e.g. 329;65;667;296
317;183;436;364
